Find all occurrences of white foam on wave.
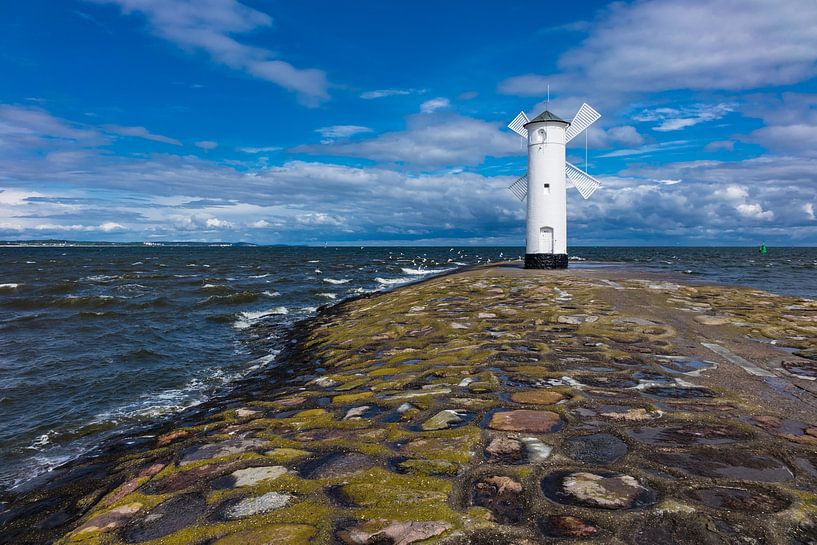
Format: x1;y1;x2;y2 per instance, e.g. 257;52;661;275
323;278;350;284
376;276;413;286
84;274;120;282
401;267;454;275
249;273;270;279
302;306;318;313
0;283;20;289
234;307;288;329
263;290;280;297
201;283;221;289
318;292;337;299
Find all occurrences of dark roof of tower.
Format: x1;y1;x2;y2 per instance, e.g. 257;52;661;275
523;110;570;127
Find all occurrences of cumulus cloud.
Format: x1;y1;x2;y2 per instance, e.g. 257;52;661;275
360;88;424;99
742;93;817;156
633;103;735;132
239;146;282;154
420;98;450;114
705;140;735;152
2;102;815;245
103;124;181;145
499;0;817;97
315;125;372;140
195;140;219;150
294;113;518;168
91;0;329;104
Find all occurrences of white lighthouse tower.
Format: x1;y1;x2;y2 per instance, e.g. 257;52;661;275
507;103;603;269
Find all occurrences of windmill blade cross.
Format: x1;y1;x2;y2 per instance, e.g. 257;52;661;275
507;111;529;138
565;103;601;143
508;174;528;201
565;162;601;199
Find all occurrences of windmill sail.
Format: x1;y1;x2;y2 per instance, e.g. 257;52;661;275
507;112;529;138
565;162;601;199
508;174;528;201
565;103;601;143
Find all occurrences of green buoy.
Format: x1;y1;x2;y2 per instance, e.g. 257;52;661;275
759;242;768;254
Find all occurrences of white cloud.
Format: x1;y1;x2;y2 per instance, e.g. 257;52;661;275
315;125;372;139
420;98;450;114
294;113;518;167
582;125;645;149
99;222;125;231
804;203;815;221
705;140;735;152
195;140;219;150
736;203;774;220
634;103;735;132
103;124;181;145
499;0;817;97
239;146;282;153
360;88;424;99
205;217;232;228
599;140;691;158
93;0;329;104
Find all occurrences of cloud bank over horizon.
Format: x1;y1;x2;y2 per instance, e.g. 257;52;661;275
1;0;815;245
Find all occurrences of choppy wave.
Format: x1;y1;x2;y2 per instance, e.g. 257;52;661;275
401;267;454;275
199;291;260;306
234;306;288;329
376;276;413;285
323;278;350;284
0;283;20;290
318;292;337;299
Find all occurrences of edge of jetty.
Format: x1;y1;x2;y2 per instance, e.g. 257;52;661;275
2;263;817;545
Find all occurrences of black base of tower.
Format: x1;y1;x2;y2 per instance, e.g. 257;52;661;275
524;253;568;269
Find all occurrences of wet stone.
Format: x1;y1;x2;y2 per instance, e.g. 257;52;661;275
749;415;817;446
212;465;288;488
521;436;552;462
421;409;470;431
599;406;662;422
145;461;235;494
542;471;657;510
509;390;566;405
471;475;526;524
563;433;628;465
120;494;206;543
222;492;293;520
658;358;715;375
558;314;598;324
685;486;790;513
343;405;381;420
538;515;599;539
74;503;142;536
488;410;565;433
783;359;817;378
485;436;525;464
179;437;269;465
577;376;638;389
627;424;751;446
642;386;717;399
299;452;377;479
654;450;793;482
337;519;452;545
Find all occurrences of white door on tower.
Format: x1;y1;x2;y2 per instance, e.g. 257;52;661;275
540;227;554;254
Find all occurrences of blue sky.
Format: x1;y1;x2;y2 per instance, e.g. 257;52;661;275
1;0;816;245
